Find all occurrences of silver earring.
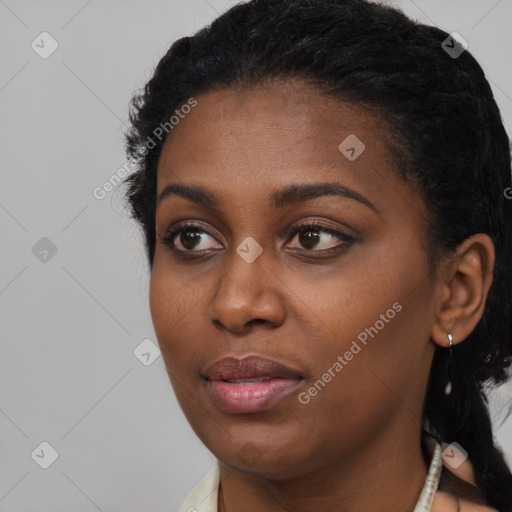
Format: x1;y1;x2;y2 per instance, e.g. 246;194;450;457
444;330;454;396
447;330;454;356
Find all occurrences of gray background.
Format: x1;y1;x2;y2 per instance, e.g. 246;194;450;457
1;1;511;511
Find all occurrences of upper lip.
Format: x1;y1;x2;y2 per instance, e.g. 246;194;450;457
203;355;303;382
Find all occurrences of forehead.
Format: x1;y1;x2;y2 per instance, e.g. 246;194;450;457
156;80;406;212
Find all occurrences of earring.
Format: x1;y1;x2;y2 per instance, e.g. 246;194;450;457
447;330;454;356
444;330;454;396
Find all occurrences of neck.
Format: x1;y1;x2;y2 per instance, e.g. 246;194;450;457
217;422;430;512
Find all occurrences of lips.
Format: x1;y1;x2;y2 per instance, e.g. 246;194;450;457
202;355;304;414
203;355;302;382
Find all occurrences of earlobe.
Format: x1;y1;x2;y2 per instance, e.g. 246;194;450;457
429;233;495;349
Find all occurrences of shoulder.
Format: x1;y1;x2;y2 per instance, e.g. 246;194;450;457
432;491;497;511
459;500;498;512
433;491;498;511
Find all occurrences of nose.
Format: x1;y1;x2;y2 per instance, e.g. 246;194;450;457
208;244;286;333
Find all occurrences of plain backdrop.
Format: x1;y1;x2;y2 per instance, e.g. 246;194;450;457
1;1;511;511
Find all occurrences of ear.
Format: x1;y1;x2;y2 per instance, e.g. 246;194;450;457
430;233;495;348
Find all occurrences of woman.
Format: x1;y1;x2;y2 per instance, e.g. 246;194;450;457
122;0;512;510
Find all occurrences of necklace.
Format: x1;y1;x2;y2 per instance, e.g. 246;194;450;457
413;436;443;511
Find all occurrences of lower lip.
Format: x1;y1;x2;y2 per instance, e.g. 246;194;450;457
206;378;303;414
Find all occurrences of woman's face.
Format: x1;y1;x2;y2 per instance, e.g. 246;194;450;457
150;80;439;479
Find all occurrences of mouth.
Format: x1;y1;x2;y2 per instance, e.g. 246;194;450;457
202;355;304;414
220;377;275;383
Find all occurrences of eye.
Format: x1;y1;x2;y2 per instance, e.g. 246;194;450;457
285;222;354;254
159;220;355;258
159;223;222;255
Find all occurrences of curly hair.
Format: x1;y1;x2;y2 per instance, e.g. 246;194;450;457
122;0;512;508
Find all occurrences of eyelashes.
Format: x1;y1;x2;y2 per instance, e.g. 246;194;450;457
159;220;355;258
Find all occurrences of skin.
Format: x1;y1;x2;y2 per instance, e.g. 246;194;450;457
149;79;496;512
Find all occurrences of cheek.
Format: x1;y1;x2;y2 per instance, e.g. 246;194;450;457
294;247;434;406
292;299;432;456
149;265;199;369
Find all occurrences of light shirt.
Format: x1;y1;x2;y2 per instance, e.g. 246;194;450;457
178;462;219;512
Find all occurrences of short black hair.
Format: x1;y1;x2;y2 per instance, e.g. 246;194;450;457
123;0;512;508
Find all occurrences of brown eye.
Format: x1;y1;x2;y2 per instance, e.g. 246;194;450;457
160;224;222;253
297;228;323;250
177;228;203;251
286;222;354;253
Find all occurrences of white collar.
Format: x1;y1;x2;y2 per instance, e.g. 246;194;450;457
177;463;219;512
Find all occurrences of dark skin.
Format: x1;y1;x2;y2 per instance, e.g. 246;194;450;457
149;80;495;512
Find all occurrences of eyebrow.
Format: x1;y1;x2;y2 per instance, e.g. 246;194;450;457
157;181;377;212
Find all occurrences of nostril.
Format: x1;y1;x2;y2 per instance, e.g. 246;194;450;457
248;318;266;326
